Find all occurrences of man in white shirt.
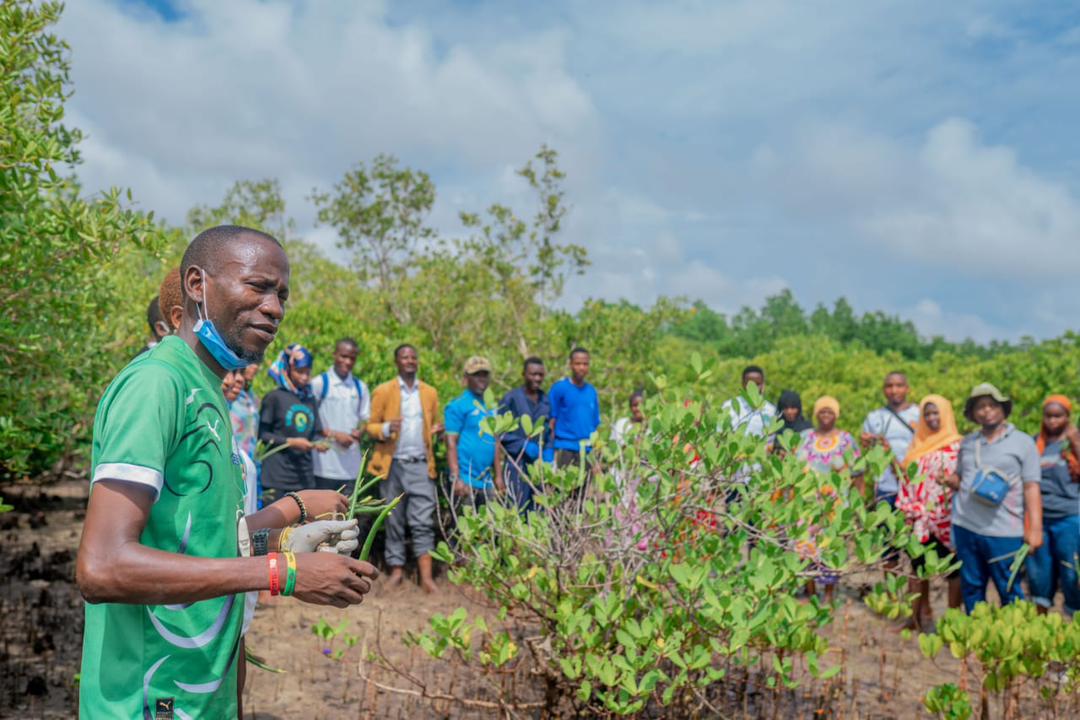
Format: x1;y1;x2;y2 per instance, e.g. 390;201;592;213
861;371;920;506
311;338;371;492
722;365;777;438
721;366;777;492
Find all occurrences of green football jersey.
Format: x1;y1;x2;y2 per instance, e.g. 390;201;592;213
80;336;245;719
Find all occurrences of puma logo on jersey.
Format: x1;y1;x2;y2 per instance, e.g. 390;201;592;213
185;388;202;406
205;418;221;441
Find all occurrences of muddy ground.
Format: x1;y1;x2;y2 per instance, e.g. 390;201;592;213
0;480;1071;719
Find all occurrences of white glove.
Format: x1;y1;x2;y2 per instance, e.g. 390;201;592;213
283;519;360;555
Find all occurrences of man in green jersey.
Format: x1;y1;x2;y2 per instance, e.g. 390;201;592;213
76;226;379;719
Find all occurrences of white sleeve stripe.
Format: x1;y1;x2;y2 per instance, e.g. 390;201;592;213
92;463;163;501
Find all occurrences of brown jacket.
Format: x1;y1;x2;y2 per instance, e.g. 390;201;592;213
365;378;440;479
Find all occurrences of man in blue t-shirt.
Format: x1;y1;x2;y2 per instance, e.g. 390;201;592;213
445;356;504;505
549;347;601;469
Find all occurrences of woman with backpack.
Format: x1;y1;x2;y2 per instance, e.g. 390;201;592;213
260;344;329;495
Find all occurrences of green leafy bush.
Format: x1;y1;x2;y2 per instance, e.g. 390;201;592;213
920;601;1080;719
387;379;923;716
0;0;162;478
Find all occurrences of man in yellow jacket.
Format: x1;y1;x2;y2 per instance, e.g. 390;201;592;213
366;344;442;592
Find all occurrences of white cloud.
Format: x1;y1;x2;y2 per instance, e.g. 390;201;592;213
60;0;600;226
56;0;1080;341
758;118;1080;280
906;299;1009;344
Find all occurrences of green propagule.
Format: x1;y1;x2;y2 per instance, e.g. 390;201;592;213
343;451;404;562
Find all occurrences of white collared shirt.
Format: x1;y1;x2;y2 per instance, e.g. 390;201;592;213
311;370;371;480
385;376;426;459
722;396;777;438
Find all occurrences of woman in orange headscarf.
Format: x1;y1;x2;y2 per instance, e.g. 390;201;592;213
896;394;963;628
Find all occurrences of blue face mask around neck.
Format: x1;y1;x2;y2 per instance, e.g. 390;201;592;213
193;269;250;371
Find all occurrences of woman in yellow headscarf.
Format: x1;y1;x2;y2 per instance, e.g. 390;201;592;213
896;394;963;628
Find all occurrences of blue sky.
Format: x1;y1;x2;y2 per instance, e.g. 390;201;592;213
61;1;1080;342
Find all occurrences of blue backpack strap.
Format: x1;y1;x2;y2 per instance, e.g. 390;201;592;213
318;372;330;401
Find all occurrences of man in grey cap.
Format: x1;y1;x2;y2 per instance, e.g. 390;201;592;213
945;383;1043;613
445;356;504;506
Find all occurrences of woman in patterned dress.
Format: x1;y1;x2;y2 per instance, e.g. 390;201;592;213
896;394;963;629
797;396;862;600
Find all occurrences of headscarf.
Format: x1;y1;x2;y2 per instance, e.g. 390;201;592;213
902;394;962;466
812;396;840;422
777;390;812;433
267;343;314;400
1036;395;1080;477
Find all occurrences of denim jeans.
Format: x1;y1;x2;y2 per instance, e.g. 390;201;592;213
952;524;1026;613
1025;514;1080;616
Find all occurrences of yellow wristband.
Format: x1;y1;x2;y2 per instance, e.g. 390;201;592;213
279;526;294;552
283;551;297;596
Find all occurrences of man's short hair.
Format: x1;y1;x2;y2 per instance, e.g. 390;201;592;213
569;346;589;361
157;267;183;331
147;295;163;331
742;365;765;380
630;389;645;404
524;356;545;371
179;225;281;297
336;337;359;352
394;343;416;360
885;370;908;384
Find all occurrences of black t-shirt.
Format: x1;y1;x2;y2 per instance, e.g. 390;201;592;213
258;387;322;491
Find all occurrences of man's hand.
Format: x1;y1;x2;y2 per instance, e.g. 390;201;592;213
387;418;403;435
297;490;348;518
1024;525;1044;551
287;437;314;452
332;431;355;448
452;478;470;498
860;432;877;448
943;473;961;491
292;553;378;608
431;423;445;435
350;428;364;442
284;519;360;554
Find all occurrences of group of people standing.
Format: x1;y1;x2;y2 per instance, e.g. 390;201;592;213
203;335;603;594
147;280;1080;623
78;223;1075;718
145;271;1080;622
680;366;1078;627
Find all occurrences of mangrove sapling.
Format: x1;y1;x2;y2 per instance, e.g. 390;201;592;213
253;439;291;463
345;451;380;518
359;494;403;562
919;601;1080;719
382;374;910;717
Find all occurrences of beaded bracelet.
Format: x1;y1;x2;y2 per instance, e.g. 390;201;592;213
267;553;281;596
284;491;308;524
251;528;270;556
282;551;297;596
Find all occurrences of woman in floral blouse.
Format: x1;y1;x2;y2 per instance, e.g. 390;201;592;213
797;396;862;600
799;396;863;489
896;394;963;629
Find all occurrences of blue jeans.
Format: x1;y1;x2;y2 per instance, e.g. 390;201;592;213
952;524;1025;613
1026;514;1080;616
